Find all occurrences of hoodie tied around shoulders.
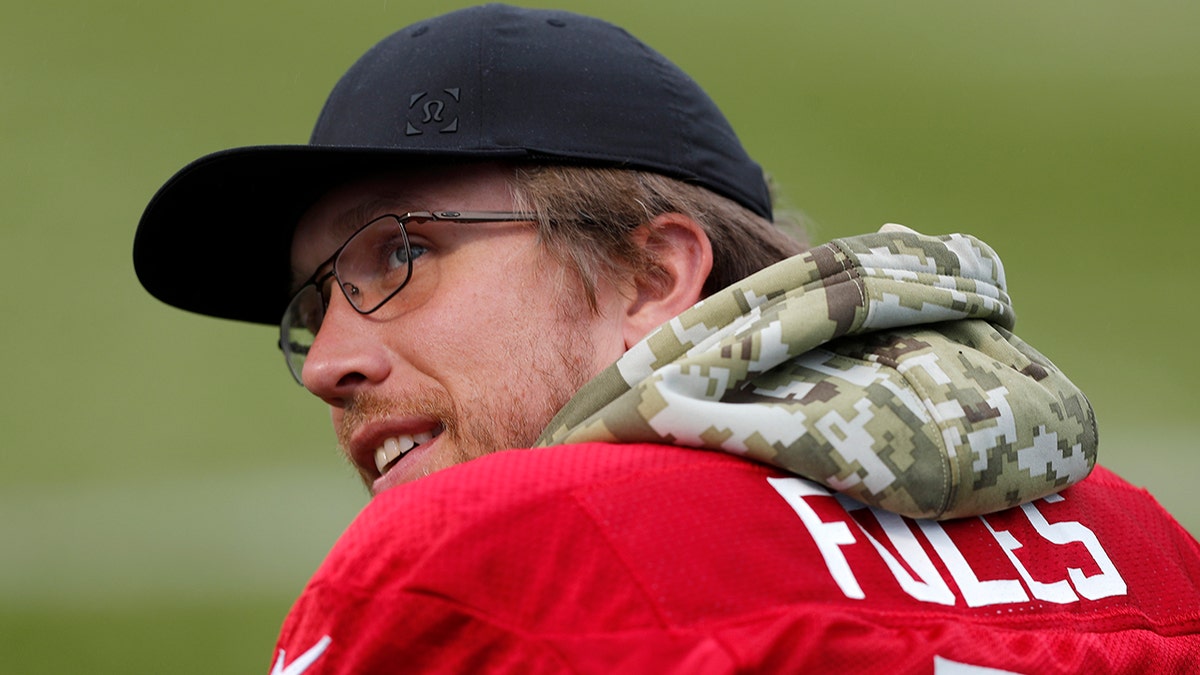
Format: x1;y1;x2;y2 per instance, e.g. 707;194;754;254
536;224;1098;520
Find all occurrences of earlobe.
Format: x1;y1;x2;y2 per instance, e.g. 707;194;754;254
622;213;713;349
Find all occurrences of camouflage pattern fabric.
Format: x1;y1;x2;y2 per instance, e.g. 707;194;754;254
536;225;1098;520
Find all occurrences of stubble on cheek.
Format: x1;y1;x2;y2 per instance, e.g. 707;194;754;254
332;381;551;475
330;283;606;480
335;387;465;461
332;345;594;478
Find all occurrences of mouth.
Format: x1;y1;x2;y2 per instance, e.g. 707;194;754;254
372;425;445;476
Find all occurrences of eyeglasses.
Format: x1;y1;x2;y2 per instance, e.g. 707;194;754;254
280;210;536;385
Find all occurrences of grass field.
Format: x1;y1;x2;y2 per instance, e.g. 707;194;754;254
3;1;1197;672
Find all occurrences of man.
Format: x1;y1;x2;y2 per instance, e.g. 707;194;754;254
135;5;1200;673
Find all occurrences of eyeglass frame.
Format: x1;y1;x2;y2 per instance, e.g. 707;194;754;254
279;209;538;385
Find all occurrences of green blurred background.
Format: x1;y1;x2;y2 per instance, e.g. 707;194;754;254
3;1;1197;671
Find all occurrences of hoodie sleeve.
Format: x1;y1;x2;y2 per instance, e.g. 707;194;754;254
537;225;1097;519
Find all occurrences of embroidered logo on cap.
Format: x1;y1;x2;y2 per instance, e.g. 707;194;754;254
406;88;461;135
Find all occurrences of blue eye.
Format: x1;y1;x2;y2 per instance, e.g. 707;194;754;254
387;243;427;269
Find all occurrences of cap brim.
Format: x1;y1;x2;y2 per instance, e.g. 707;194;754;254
133;145;529;325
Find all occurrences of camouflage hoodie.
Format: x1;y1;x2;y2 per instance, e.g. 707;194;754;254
536;225;1097;520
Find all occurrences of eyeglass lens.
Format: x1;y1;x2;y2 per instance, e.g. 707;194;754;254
280;214;415;383
279;211;535;385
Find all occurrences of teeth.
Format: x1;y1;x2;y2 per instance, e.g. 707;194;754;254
373;430;440;475
375;435;413;474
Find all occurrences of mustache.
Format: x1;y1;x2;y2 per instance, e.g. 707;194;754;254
335;389;459;450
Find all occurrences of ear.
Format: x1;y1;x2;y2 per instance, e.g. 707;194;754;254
621;213;713;349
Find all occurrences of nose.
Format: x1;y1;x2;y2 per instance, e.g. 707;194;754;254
301;290;392;404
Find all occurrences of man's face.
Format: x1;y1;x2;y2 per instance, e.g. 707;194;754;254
290;163;630;495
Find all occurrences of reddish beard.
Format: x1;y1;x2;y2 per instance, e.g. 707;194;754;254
334;290;602;488
335;355;590;486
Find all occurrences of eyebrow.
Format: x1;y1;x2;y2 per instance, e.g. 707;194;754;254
291;195;421;288
332;195;419;238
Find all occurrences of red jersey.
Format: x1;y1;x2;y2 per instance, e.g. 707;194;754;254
271;443;1200;674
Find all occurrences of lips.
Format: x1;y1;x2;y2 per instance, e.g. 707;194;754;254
372;426;444;475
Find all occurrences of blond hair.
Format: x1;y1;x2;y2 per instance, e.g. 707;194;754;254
510;164;807;310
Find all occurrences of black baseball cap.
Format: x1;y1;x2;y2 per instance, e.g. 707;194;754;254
134;4;772;325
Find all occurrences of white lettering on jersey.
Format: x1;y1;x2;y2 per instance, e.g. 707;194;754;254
985;514;1079;604
271;635;332;675
838;498;956;606
1020;495;1127;600
917;519;1028;607
769;477;1127;608
768;477;864;599
934;655;1024;674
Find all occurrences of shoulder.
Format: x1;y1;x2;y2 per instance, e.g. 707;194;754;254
272;443;775;673
308;442;776;599
273;452;1200;673
354;441;769;526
